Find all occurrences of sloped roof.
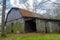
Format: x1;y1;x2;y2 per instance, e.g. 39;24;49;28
19;8;44;18
7;7;44;19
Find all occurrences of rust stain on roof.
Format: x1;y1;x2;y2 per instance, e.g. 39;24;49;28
20;8;44;18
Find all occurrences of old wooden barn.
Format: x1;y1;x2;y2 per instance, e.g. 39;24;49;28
5;8;60;33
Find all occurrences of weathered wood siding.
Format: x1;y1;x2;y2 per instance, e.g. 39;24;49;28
58;23;60;33
36;19;45;33
6;9;25;33
36;19;60;33
48;22;59;33
7;9;22;22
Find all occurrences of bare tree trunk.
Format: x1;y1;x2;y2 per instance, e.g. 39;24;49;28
33;0;37;13
1;0;6;37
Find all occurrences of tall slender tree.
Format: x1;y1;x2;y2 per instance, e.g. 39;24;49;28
1;0;6;37
33;0;37;13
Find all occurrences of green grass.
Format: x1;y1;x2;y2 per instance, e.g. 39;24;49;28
0;33;60;40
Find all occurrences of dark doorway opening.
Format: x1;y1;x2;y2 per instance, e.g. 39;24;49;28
45;22;48;33
25;19;36;33
11;22;14;33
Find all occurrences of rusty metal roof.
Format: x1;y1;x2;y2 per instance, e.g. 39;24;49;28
19;8;44;18
7;7;44;19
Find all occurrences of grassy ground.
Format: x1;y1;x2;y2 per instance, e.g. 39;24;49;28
0;33;60;40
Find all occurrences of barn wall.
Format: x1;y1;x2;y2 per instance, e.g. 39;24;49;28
6;9;25;33
7;9;22;22
36;19;60;33
44;22;50;33
58;23;60;33
36;19;45;33
44;22;59;33
48;22;59;33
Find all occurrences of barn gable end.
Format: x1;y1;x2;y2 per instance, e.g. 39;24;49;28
6;8;25;33
6;8;23;23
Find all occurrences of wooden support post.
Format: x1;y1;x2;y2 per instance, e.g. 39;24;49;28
45;21;48;33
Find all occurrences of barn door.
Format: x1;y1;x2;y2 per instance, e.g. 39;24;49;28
25;19;36;33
